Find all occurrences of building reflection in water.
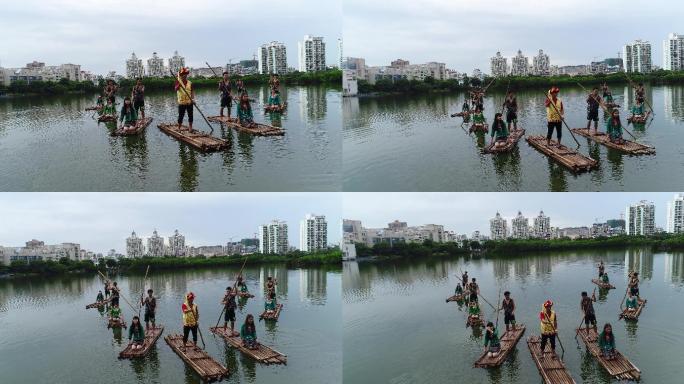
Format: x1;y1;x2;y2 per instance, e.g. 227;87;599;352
664;252;684;284
492;257;511;281
663;86;684;122
624;248;653;280
298;86;328;122
299;269;327;305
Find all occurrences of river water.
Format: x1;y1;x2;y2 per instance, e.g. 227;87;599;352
343;85;684;191
0;265;341;384
0;85;341;191
343;249;684;383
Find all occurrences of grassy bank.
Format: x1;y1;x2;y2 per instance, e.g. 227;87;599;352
358;70;684;96
0;250;342;277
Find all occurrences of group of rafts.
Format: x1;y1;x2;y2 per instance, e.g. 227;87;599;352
445;264;645;383
451;75;655;172
85;269;286;382
85;69;286;151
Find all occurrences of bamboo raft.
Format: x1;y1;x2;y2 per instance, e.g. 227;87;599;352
98;114;117;123
483;129;526;154
527;335;576;384
157;123;229;152
119;326;164;359
591;278;615;290
526;136;598;173
260;304;283;321
450;111;470;118
467;314;483;327
628;112;651;124
86;298;112;309
113;117;153;136
571;128;655;155
238;292;255;298
264;102;287;113
206;116;284;136
108;317;127;329
164;334;229;382
446;293;465;303
469;122;489;134
576;327;641;381
474;325;526;368
85;106;102;111
620;299;647;320
210;327;287;365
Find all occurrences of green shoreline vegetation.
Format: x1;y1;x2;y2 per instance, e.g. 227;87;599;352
0;70;342;97
358;70;684;96
353;234;684;261
0;250;342;277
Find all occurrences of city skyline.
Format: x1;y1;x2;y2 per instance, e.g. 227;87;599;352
342;193;677;235
344;0;682;73
1;0;341;75
0;193;342;254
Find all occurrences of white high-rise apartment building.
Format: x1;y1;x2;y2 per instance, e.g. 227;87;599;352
298;35;326;72
490;212;508;240
511;211;529;239
533;211;551;239
147;230;165;257
667;194;684;233
626;200;655;236
623;40;652;73
126;231;144;258
168;229;186;257
126;52;144;79
663;33;684;71
337;39;343;68
259;220;289;254
532;49;551;76
258;42;288;75
300;214;328;252
490;52;508;77
147;52;165;78
511;50;529;76
168;51;185;75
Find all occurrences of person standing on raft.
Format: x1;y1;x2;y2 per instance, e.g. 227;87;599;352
131;78;145;120
539;300;558;358
221;286;238;335
468;277;480;303
490;112;509;148
110;282;120;307
104;79;118;102
502;291;516;332
218;72;232;118
504;91;518;131
174;67;194;132
580;291;597;335
181;292;199;350
141;289;157;330
544;86;564;147
606;109;625;144
586;87;602;133
598;261;605;278
628;272;640;300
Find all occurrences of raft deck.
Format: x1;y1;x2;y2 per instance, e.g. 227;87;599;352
164;334;229;382
576;327;641;381
467;314;483;327
264;102;287;113
207;116;284;136
238;292;255;298
469;123;488;134
446;293;465;303
114;117;153;136
483;129;525;153
591;278;615;289
108;317;127;329
474;325;526;368
119;326;164;359
98;114;117;123
527;335;576;384
86;298;111;309
210;327;287;365
620;299;647;320
157;123;228;152
260;304;283;321
526;136;597;173
571;128;655;155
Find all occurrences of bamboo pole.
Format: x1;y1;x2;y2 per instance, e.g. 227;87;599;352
576;82;639;141
139;265;150;318
543;90;581;148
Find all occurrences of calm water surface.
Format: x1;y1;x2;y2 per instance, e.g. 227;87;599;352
0;85;341;191
343;249;684;383
343;85;684;191
0;265;341;384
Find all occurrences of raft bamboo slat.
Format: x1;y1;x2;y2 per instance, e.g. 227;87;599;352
526;135;598;173
206;116;284;136
86;297;112;309
627;112;650;124
119;326;164;359
469;123;489;134
165;334;229;382
108;317;127;329
527;335;576;384
210;327;287;365
591;278;615;289
98;114;117;123
483;129;526;153
264;102;287;113
474;325;526;368
157;123;229;152
467;314;483;327
113;117;153;136
571;128;655;155
85;106;101;111
446;293;465;303
238;292;255;298
576;327;641;381
620;299;647;320
259;304;283;321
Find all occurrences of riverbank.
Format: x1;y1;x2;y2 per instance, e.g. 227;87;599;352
0;250;342;277
358;69;684;96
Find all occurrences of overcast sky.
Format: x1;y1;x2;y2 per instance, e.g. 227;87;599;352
344;0;680;73
343;193;680;234
1;0;341;75
0;193;342;253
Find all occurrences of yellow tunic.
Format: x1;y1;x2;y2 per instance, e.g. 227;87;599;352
540;309;556;335
177;80;193;105
546;96;562;122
